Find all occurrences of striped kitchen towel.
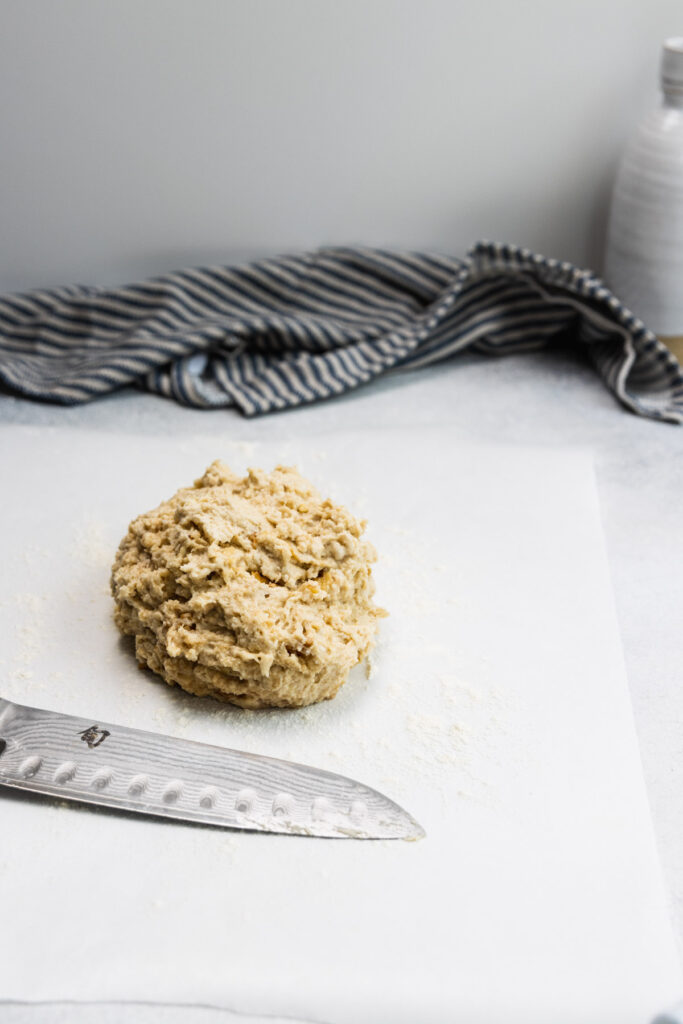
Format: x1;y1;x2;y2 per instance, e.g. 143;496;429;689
0;241;681;422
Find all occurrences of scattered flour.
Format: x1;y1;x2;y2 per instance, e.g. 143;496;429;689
4;592;50;697
75;520;113;570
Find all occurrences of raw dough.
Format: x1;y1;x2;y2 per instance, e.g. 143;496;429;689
111;461;385;708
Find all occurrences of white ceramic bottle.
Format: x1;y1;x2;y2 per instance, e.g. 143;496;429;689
604;37;683;362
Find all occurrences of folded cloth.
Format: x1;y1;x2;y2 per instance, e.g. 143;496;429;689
0;241;681;422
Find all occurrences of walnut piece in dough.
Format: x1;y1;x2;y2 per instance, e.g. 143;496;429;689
110;461;385;708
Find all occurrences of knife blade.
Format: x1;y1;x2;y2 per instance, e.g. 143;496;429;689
0;697;423;840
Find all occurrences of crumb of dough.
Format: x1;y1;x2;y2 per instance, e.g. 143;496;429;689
110;461;386;709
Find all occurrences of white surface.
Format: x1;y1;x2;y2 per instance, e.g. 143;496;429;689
0;419;679;1023
0;1006;289;1024
1;0;683;293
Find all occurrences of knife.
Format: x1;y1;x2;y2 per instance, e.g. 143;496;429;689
0;696;423;840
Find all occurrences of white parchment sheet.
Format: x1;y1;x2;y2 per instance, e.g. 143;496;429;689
0;425;679;1024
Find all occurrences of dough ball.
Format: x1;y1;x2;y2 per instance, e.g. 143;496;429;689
111;461;385;708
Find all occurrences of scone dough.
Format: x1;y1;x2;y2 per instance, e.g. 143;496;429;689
111;461;384;708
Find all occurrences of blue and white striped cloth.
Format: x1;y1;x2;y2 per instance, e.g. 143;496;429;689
0;241;681;422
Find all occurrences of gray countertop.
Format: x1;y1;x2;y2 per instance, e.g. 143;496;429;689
1;348;681;1012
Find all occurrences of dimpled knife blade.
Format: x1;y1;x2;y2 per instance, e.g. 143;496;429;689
0;697;424;840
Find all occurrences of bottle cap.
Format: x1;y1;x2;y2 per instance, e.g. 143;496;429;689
661;37;683;97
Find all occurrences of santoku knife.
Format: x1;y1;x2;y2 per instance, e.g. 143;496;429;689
0;696;423;840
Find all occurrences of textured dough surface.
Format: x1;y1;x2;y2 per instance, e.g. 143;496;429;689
111;461;385;708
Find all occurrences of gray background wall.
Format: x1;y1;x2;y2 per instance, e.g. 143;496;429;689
0;0;681;293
